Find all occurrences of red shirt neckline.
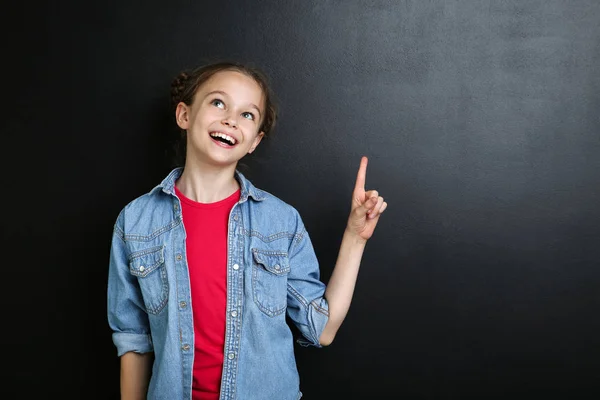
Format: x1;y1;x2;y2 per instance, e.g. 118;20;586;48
175;186;240;209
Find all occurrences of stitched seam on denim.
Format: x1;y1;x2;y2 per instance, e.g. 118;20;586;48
224;206;237;396
252;250;291;275
287;284;308;308
256;266;291;275
252;265;286;317
137;271;168;315
128;245;168;315
130;260;161;277
123;219;180;242
230;215;245;398
146;271;168;315
242;229;295;242
252;249;288;256
310;299;329;316
307;305;319;345
114;223;125;241
171;231;186;399
290;229;306;252
128;245;164;261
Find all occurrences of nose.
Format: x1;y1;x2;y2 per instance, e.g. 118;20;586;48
222;113;238;128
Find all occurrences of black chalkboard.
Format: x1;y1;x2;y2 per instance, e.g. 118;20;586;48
4;1;599;398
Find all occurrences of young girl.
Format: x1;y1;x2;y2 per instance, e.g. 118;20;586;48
107;61;387;400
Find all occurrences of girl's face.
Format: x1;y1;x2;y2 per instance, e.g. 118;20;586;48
176;70;265;169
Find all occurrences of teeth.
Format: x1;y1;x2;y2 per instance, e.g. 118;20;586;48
210;132;237;145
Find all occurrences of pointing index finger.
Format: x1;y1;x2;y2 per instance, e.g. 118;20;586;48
354;156;368;192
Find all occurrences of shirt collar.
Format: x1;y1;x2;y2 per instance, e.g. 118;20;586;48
151;167;265;202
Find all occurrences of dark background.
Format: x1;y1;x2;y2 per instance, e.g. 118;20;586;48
3;1;599;399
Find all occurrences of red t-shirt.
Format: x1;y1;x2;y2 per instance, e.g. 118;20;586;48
176;186;240;400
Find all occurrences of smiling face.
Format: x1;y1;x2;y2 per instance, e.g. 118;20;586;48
175;70;265;169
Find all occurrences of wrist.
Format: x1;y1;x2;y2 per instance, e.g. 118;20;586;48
343;227;368;246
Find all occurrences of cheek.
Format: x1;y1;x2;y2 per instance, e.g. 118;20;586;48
197;107;221;122
240;119;259;133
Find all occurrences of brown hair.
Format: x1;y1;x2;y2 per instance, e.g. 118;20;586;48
171;61;277;137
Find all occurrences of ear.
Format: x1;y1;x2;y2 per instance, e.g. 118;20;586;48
248;132;265;154
175;102;190;130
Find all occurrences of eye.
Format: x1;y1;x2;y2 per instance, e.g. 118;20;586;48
241;112;255;121
211;99;225;109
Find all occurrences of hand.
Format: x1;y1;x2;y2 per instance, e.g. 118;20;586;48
347;156;387;241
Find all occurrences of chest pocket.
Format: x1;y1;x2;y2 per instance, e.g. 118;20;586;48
252;249;290;317
129;245;169;315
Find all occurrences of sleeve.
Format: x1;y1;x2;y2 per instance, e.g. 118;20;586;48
286;212;329;348
107;211;153;356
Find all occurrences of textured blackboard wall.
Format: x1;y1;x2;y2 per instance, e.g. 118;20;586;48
3;1;599;398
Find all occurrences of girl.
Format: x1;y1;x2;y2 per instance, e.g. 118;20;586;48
107;61;387;400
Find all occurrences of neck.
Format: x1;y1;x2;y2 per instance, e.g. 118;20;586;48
176;159;239;203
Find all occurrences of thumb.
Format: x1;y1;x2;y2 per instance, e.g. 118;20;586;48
352;194;378;219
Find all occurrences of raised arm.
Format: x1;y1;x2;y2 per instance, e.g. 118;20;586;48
319;156;387;345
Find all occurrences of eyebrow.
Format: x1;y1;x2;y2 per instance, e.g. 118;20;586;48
206;90;262;118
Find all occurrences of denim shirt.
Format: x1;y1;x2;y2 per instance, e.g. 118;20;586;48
107;167;329;400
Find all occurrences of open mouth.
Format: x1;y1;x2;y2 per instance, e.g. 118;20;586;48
210;132;237;147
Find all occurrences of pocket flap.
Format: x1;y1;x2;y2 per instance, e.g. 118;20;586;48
129;246;165;278
252;249;290;275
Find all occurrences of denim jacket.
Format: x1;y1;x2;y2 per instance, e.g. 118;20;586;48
107;167;329;400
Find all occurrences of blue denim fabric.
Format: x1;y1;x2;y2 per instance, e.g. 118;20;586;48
107;167;329;400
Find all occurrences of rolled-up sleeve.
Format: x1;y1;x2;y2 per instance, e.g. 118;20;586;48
107;211;153;356
286;213;329;347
